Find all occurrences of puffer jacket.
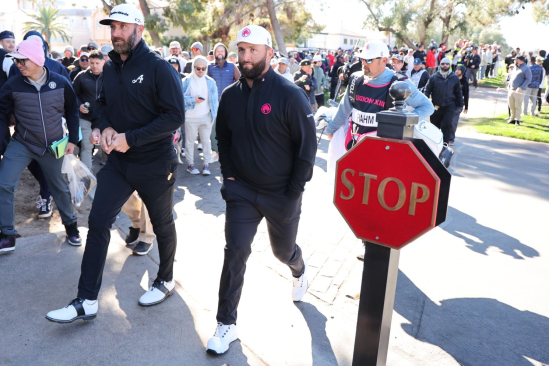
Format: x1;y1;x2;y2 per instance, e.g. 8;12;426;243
0;66;79;155
424;70;464;109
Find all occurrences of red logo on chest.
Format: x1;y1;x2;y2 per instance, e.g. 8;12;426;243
242;28;251;37
261;103;272;114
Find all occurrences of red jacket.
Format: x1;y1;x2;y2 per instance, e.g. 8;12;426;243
426;51;436;68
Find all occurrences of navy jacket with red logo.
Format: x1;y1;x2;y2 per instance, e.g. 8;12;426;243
216;67;317;198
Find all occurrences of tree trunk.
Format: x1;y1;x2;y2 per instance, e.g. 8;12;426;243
138;0;162;47
265;0;287;55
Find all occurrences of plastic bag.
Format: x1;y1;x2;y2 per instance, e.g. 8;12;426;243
61;154;97;207
327;119;350;184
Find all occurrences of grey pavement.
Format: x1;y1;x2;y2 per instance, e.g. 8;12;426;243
1;125;549;365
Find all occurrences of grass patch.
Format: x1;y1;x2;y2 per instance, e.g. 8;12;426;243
464;106;549;143
478;75;506;88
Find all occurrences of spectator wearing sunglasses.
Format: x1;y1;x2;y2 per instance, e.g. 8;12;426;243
0;37;81;253
183;41;203;74
87;41;98;52
69;52;89;81
181;56;218;175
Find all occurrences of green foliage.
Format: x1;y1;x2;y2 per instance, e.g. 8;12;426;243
22;5;71;45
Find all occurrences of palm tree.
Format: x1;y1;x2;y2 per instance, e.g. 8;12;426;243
22;5;71;46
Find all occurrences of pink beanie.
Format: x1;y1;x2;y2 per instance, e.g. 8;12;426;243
9;37;45;67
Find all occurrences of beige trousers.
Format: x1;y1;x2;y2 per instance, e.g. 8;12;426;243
121;191;155;244
508;90;524;121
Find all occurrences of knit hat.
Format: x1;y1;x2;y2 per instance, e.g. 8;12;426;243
7;37;45;67
64;45;74;54
190;42;203;54
440;57;451;64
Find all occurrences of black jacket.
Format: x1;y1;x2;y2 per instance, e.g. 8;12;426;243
413;50;426;62
293;69;313;94
62;57;76;68
459;75;469;110
72;69;103;121
465;53;481;69
329;60;344;79
0;49;8;90
424;71;464;109
93;39;185;162
216;67;317;198
411;68;430;91
69;66;84;82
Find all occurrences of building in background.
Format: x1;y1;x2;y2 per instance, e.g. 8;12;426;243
299;22;388;51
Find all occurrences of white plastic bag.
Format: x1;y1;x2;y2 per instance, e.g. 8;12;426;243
413;120;443;156
327;119;350;184
61;154;97;207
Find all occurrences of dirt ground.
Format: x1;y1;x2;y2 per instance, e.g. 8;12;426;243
13;163;93;238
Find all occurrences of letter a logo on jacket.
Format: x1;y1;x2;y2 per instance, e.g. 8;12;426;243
132;75;144;83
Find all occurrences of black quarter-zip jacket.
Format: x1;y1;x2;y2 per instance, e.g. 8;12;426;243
72;68;103;121
216;67;317;198
93;39;185;162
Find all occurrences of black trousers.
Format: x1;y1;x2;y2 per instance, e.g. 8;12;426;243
216;179;305;325
77;151;178;300
28;160;51;198
315;93;325;107
330;78;338;100
431;105;456;143
537;88;542;112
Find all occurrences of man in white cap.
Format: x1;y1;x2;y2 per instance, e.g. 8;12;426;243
46;3;185;324
325;39;434;149
424;57;464;143
208;24;317;355
275;57;293;82
167;40;186;71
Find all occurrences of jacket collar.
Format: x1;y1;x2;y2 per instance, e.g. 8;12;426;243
22;66;51;86
109;38;149;65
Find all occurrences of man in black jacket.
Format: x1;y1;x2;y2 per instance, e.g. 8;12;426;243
72;50;104;169
328;55;344;99
465;47;481;89
207;25;317;355
69;53;89;81
293;59;313;94
46;4;185;324
424;57;464;143
449;65;469;145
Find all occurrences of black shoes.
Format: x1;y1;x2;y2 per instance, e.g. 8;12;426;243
125;227;140;246
37;195;52;219
132;241;153;256
0;234;16;253
65;223;82;246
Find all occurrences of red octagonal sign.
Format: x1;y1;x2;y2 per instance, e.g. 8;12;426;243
334;136;441;249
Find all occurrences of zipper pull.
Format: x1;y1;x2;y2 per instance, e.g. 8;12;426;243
167;173;172;180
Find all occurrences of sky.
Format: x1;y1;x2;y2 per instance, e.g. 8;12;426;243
8;0;548;51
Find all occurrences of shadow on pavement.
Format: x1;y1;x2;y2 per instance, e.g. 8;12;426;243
294;302;339;366
394;270;549;366
442;207;538;259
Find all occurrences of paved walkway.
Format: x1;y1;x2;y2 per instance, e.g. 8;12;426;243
1;115;549;365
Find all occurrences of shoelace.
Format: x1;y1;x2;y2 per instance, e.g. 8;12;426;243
151;278;164;291
35;196;47;210
213;322;230;338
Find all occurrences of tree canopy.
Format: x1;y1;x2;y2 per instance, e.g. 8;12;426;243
22;4;71;45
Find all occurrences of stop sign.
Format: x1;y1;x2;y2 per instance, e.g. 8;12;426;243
334;136;441;249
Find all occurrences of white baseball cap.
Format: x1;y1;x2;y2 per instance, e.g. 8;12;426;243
312;55;322;62
169;41;181;49
356;40;389;60
99;4;144;26
236;25;272;48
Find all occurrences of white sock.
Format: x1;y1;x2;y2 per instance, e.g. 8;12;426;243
85;300;97;306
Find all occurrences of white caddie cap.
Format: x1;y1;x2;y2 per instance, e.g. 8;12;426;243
99;4;144;26
356;40;389;60
236;25;272;48
169;41;181;49
312;55;322;62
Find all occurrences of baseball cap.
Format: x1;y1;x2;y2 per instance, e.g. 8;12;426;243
0;30;15;40
516;55;527;62
312;55;322;62
356;40;389;59
99;4;144;26
101;44;113;54
169;41;181;49
228;52;237;58
79;52;90;59
6;37;45;67
236;25;272;48
270;57;278;65
190;42;203;53
167;57;179;65
278;57;289;65
413;58;422;65
87;41;98;49
391;54;403;62
300;59;311;66
182;51;190;58
440;57;451;64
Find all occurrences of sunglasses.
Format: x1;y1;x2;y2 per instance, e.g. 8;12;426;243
80;58;89;62
361;57;381;64
13;58;27;66
87;47;96;50
195;67;206;71
191;48;200;51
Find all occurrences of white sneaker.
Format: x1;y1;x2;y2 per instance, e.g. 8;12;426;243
46;298;98;323
206;322;239;355
292;260;309;302
202;165;211;176
198;143;203;150
187;165;199;174
138;278;175;306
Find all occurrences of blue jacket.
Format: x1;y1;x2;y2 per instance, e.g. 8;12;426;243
8;31;70;82
528;64;544;88
181;75;219;121
326;68;434;135
0;67;79;156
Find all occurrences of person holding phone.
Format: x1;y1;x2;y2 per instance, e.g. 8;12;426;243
181;55;219;175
